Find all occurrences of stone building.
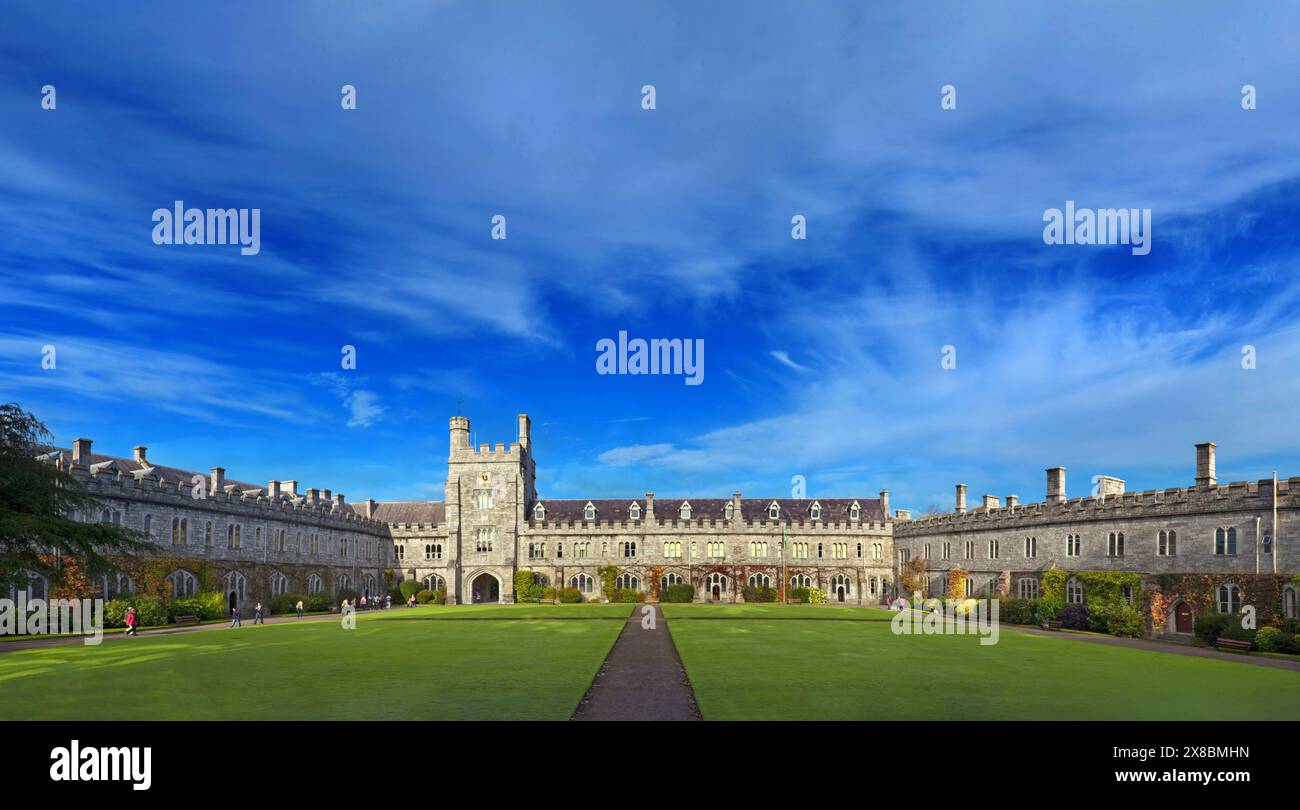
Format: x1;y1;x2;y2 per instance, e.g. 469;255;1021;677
11;412;896;612
17;412;1293;634
387;415;897;605
14;439;392;613
894;442;1300;636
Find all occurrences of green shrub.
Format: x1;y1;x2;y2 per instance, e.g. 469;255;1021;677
399;580;422;600
415;589;436;604
557;587;583;604
741;585;778;603
514;570;546;602
169;591;226;620
662;583;694;603
542;586;557;600
304;592;332;612
105;595;166;628
1277;632;1300;655
269;593;306;615
338;588;359;604
1194;613;1243;644
1255;626;1282;652
998;598;1038;625
1106;604;1146;638
789;586;811;604
614;589;645;603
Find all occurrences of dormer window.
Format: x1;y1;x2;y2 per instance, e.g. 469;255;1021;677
583;502;596;521
680;502;692;520
850;501;861;521
810;501;822;521
629;502;641;521
768;502;780;520
724;502;735;521
533;503;546;521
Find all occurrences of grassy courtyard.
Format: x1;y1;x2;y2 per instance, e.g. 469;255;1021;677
0;604;630;720
663;604;1300;720
1;602;1296;720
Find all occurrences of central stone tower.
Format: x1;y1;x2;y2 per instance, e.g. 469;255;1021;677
444;414;536;603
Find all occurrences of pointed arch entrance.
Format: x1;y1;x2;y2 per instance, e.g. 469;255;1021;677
470;572;500;604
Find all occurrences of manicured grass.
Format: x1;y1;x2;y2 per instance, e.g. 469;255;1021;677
667;614;1300;720
662;603;895;620
0;604;630;720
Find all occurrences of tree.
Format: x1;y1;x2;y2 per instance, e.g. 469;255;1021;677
900;554;929;598
0;403;153;593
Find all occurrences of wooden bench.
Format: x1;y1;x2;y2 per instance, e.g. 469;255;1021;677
174;614;201;626
538;598;557;605
1214;637;1252;653
1041;619;1063;631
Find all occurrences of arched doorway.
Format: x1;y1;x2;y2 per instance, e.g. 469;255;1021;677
228;590;238;613
1173;600;1193;634
471;573;500;604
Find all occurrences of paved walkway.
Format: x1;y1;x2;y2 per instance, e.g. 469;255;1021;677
1004;622;1300;673
572;605;700;721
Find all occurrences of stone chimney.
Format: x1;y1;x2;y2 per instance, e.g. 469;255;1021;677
1046;467;1066;504
133;446;148;464
955;484;967;514
322;489;332;503
1096;476;1125;497
268;480;281;499
517;413;531;449
879;490;890;521
307;488;321;505
210;467;225;495
365;499;377;519
1195;442;1216;489
334;493;345;510
72;438;92;466
645;492;655;519
283;480;298;498
894;508;912;521
1006;495;1019;509
731;491;743;521
982;494;1000;511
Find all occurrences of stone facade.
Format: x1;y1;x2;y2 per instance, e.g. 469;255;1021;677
25;414;1296;634
385;415;896;605
894;442;1300;635
19;441;391;612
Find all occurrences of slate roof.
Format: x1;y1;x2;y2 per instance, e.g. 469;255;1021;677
49;447;363;514
372;501;446;525
531;497;883;523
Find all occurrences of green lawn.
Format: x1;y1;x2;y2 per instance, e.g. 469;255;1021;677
665;606;1300;720
0;604;630;720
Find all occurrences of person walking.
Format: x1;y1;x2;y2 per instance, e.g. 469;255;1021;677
360;595;367;610
385;594;392;610
295;599;304;619
125;606;137;637
229;605;241;628
253;602;265;625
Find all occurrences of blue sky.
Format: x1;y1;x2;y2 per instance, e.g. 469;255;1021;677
3;2;1300;511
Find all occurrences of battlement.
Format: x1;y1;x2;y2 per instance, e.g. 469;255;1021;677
448;414;530;459
46;443;387;535
897;477;1299;536
523;517;889;534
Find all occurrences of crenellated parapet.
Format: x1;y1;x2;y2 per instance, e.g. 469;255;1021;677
897;478;1300;537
